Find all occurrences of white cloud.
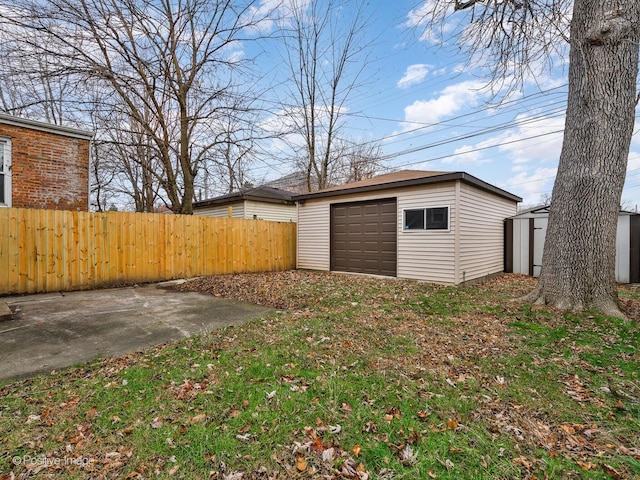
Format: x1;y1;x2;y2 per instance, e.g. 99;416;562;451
404;2;431;29
440;112;563;167
466;112;565;166
397;64;430;89
627;155;640;173
401;80;487;129
442;144;490;166
630;126;640;150
503;167;557;205
258;103;349;154
499;115;565;164
244;0;310;34
227;45;245;63
500;115;640;206
623;161;640;210
440;110;565;203
405;1;456;43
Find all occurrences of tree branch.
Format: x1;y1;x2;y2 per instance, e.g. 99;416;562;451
454;0;480;11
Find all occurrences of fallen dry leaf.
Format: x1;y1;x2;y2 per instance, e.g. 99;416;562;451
513;456;532;469
446;418;458;430
399;444;418;466
578;460;596;471
150;418;163;429
601;463;622;479
296;456;308;472
189;414;207;424
329;424;342;434
321;447;336;462
85;406;98;418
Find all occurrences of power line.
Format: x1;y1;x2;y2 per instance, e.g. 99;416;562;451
381;129;563;163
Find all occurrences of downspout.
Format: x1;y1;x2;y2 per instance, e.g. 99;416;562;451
454;181;461;284
296;200;300;269
87;136;94;212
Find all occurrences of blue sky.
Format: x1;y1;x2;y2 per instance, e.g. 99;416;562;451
247;0;640;209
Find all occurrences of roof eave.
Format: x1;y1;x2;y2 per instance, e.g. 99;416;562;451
193;192;243;208
293;172;522;203
0;113;93;140
242;195;294;205
193;195;294;208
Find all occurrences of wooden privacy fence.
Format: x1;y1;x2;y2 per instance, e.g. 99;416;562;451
0;208;297;295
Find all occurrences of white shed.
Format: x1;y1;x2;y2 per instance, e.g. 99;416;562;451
193;186;296;222
293;170;521;285
505;206;640;283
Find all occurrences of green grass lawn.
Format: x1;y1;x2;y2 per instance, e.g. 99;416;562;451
1;272;638;479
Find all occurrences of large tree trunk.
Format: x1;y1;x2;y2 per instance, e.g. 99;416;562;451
526;0;639;316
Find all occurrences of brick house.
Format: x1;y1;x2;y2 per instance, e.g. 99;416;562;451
0;113;92;211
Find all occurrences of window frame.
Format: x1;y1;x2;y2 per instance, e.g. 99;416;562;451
0;137;11;208
402;205;450;232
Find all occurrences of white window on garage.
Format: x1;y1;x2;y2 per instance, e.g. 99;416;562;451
403;206;449;231
0;138;11;207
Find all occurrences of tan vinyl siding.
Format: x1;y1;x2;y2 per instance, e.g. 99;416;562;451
397;183;457;283
297;181;518;284
297;200;330;270
245;201;296;222
193;201;245;218
297;183;458;283
458;183;517;283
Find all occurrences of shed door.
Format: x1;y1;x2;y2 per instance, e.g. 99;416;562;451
330;198;397;277
532;217;547;277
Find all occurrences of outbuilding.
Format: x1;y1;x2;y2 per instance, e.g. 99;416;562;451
193;185;296;222
293;170;521;284
504;205;640;283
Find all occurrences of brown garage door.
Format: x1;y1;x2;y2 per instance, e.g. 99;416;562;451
330;198;397;277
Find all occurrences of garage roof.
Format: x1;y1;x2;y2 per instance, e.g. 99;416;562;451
292;170;522;202
193;185;295;208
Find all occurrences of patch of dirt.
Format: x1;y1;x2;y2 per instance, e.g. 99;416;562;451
177;270;333;310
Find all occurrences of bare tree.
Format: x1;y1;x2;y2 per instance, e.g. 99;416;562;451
280;0;373;192
327;140;383;185
92;112;164;212
209;135;254;195
90;139;117;212
415;0;639;316
539;193;553;206
1;0;273;213
0;28;85;124
202;105;261;196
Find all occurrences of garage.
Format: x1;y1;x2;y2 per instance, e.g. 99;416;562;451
294;170;521;284
330;198;397;276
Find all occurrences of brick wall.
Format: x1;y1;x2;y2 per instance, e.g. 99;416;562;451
0;122;89;211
